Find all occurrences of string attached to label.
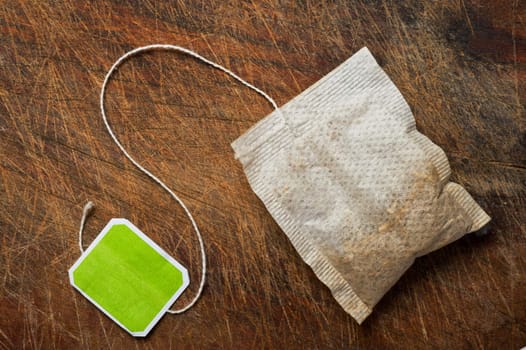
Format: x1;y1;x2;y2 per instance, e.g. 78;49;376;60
77;44;280;314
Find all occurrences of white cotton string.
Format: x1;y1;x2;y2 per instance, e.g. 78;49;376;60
78;44;280;314
78;201;94;253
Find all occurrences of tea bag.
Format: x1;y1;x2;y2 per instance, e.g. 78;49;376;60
231;47;490;323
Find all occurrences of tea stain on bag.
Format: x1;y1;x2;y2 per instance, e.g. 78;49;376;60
344;166;443;307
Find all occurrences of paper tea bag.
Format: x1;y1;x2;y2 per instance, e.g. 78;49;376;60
231;47;490;323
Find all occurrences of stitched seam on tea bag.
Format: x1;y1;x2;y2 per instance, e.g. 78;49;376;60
232;109;293;162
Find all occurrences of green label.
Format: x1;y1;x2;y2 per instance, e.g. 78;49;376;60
69;219;189;336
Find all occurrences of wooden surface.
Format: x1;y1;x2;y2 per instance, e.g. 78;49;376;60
1;1;525;349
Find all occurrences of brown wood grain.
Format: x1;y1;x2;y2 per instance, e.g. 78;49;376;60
0;0;525;348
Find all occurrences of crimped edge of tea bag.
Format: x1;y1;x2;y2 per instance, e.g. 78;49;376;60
446;183;491;231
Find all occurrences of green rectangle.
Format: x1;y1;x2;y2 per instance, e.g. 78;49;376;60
69;219;189;336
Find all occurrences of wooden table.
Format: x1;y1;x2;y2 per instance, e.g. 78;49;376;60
1;1;525;348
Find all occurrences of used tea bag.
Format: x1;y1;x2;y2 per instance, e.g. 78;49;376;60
232;47;490;323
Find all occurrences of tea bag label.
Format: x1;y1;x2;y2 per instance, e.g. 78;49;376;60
69;219;189;337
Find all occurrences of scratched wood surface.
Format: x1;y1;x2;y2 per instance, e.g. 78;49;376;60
1;1;525;349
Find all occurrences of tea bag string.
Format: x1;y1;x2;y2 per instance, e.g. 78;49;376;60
79;44;280;314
